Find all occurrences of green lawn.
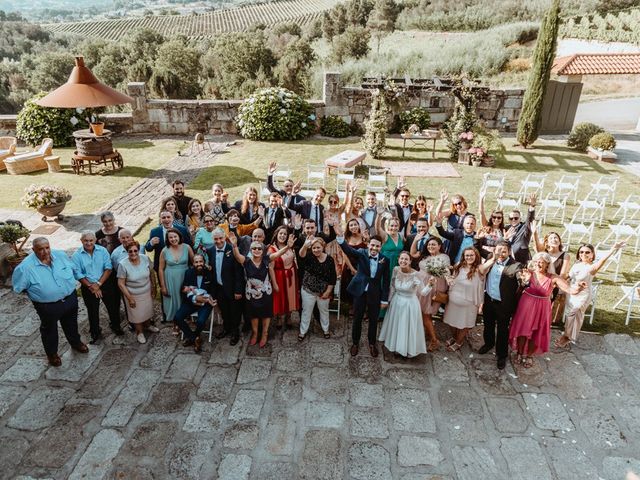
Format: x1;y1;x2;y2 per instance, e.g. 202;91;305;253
1;138;185;214
186;135;640;335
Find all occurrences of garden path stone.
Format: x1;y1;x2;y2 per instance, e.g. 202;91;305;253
432;354;469;382
397;435;444;467
76;347;135;399
263;412;296;456
183;401;227;432
390;388;436;433
350;382;384;407
228;389;266;421
236;358;272;384
143;381;192;414
544;438;599;480
103;369;160;427
299;430;342;480
521;392;574;431
452;446;504;480
0;358;47;383
44;343;102;381
168;438;215;480
348;441;392;480
500;437;553;480
350;409;389;438
273;375;303;405
486;397;529;433
68;429;124;480
7;385;74;431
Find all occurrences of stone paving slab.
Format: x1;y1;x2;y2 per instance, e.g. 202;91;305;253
1;286;640;479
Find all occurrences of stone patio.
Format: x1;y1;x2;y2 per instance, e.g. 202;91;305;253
0;286;639;480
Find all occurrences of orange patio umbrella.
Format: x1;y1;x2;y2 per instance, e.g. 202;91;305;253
36;56;133;108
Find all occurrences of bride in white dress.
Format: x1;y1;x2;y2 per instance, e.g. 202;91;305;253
379;252;427;357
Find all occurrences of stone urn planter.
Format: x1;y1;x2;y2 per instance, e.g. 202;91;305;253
481;155;495;167
37;200;69;221
587;146;617;163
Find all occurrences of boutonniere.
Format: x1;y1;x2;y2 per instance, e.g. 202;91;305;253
225;251;232;258
378;258;385;264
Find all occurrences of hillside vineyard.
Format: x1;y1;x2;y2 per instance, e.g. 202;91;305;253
42;0;341;40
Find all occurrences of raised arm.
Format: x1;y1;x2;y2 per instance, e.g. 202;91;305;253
374;211;387;242
478;255;496;275
531;220;545;253
591;241;625;276
479;190;489;228
269;234;295;261
435;188;448;220
228;233;246;264
409;232;426;259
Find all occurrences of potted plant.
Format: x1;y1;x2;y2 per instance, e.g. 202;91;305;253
88;112;105;136
468;146;486;167
458;131;474;150
587;132;617;162
21;184;72;221
0;223;31;269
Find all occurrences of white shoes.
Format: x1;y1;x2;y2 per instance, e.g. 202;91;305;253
137;333;146;344
147;325;160;333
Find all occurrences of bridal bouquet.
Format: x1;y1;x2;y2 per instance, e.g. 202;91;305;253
424;256;450;278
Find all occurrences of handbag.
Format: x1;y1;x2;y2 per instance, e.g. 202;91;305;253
432;291;449;304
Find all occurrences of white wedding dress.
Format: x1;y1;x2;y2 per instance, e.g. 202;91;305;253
379;268;427;357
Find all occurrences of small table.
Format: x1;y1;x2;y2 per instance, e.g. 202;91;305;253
401;130;443;158
72;129;123;174
71;151;123;175
324;150;366;173
44;155;61;173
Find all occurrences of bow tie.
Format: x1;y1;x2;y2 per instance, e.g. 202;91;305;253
216;249;225;253
369;255;378;260
464;233;474;238
367;207;376;211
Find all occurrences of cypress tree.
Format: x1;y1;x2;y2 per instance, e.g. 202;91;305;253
516;0;560;147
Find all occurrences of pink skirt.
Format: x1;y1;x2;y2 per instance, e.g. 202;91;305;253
509;291;552;354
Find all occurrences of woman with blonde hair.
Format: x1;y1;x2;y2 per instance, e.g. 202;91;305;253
205;183;229;225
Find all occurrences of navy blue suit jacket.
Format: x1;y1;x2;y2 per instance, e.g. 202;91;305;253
206;243;244;300
181;267;215;302
144;224;191;271
338;241;390;302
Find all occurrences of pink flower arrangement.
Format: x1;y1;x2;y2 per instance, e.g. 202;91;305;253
458;131;474;142
468;146;487;161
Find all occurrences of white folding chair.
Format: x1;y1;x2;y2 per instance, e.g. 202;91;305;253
300;165;327;199
633;260;640;273
613;281;640;326
588;176;618;206
367;167;388;193
336;167;355;200
258;181;271;202
328;278;341;322
573;197;605;226
540;193;567;225
594;242;622;281
181;308;216;343
602;221;640;255
519;173;546;201
613;194;640;222
561;221;594;249
564;280;602;325
272;165;292;186
496;191;520;212
552;174;581;205
481;172;506;196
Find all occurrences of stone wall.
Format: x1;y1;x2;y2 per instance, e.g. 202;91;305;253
0;73;524;138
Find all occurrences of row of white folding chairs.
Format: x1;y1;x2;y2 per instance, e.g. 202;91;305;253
613;279;640;326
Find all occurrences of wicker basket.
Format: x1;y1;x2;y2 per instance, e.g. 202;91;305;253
74;137;114;157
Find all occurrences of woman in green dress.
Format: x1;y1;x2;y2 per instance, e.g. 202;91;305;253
159;228;194;334
375;214;404;319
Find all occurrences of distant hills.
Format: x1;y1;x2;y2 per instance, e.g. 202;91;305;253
41;0;341;40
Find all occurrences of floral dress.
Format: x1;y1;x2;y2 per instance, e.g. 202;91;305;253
243;256;273;319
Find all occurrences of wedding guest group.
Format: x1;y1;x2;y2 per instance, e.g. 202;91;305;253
12;167;625;371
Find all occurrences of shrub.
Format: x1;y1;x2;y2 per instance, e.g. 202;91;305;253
567;122;605;151
236;87;316;141
398;107;431;132
0;223;30;257
16;93;87;147
362;90;389;159
320;115;351;137
589;132;616;151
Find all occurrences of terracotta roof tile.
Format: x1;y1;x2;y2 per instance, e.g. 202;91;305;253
552;53;640;75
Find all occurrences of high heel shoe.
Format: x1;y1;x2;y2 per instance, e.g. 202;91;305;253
249;336;258;346
259;338;268;348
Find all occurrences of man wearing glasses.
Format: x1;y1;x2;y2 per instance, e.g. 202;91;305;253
504;194;537;264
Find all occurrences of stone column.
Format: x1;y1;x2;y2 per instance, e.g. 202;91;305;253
323;72;343;108
128;82;150;133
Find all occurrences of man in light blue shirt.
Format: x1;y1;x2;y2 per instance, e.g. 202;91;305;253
72;230;121;343
13;237;88;367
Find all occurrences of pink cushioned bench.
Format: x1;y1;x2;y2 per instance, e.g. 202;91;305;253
324;150;366;172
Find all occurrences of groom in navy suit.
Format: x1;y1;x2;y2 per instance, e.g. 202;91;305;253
336;224;390;358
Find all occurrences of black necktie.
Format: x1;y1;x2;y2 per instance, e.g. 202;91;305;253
418;238;425;250
269;209;275;226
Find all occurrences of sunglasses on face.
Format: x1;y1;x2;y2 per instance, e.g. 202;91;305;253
128;249;139;253
329;200;338;204
509;216;520;220
204;220;214;223
251;247;263;251
400;195;409;198
492;215;503;220
452;202;462;207
579;250;592;254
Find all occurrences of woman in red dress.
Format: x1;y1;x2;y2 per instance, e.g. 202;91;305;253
508;252;584;368
268;225;300;328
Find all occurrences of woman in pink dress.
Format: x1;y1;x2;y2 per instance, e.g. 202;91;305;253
268;226;300;329
509;252;584;368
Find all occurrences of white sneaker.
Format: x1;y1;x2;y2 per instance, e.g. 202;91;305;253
147;325;160;333
137;333;146;344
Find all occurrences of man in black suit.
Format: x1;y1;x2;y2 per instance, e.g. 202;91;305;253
435;214;484;264
174;254;216;353
405;217;430;269
288;186;327;232
263;192;291;242
266;161;305;211
478;240;523;369
505;194;537;264
392;183;413;233
206;228;244;345
144;211;191;272
335;224;390;358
